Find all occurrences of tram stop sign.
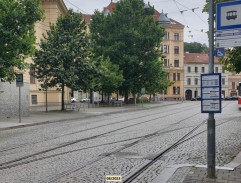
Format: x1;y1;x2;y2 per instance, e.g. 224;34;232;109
16;74;24;87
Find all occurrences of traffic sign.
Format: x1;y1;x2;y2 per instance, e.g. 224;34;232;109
216;48;225;57
216;29;241;40
217;0;241;31
201;74;222;113
16;74;23;87
216;37;241;48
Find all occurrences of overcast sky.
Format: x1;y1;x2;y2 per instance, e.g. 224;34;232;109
63;0;209;45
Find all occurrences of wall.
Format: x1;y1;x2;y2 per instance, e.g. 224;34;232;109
0;82;29;118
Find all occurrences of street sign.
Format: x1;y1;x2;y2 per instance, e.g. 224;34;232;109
16;74;23;87
215;48;225;57
201;74;222;113
217;0;241;31
216;29;241;40
141;88;145;94
216;37;241;48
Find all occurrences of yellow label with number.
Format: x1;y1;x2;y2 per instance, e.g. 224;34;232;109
106;175;122;182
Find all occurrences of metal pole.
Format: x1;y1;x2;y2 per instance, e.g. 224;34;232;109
19;86;21;123
46;88;48;112
208;0;216;178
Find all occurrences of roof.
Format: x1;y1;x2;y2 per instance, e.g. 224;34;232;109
82;14;92;23
103;2;117;14
184;52;220;64
102;2;184;27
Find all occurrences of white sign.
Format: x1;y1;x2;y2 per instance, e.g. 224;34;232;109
216;29;241;40
202;75;220;87
202;87;220;99
201;74;221;113
202;100;221;111
220;5;241;27
216;37;241;48
217;0;241;31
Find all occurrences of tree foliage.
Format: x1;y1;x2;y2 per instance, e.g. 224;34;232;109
203;0;241;73
184;42;209;53
32;10;95;110
0;0;44;81
95;58;124;96
90;0;169;101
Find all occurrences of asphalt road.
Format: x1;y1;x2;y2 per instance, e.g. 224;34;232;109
0;101;240;183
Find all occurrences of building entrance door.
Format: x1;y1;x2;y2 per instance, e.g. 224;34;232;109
185;90;192;100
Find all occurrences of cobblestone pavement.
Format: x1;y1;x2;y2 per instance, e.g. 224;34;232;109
0;101;240;183
182;164;241;183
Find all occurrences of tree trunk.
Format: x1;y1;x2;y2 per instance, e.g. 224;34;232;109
134;93;136;104
117;91;119;101
102;91;104;102
61;84;65;111
149;94;151;102
124;90;128;104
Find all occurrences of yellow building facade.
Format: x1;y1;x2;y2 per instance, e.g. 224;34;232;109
23;0;71;106
159;14;185;100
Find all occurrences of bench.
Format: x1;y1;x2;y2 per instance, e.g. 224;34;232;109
65;103;82;111
112;101;123;107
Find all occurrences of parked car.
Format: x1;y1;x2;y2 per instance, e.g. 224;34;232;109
231;96;238;100
80;98;90;102
225;96;230;100
191;97;201;101
71;97;76;103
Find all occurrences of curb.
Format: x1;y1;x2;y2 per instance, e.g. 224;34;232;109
0;102;181;132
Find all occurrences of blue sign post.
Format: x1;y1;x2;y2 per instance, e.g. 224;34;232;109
216;48;225;57
217;0;241;31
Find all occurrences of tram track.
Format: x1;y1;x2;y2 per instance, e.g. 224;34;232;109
0;103;197;153
0;102;232;183
0;104;200;170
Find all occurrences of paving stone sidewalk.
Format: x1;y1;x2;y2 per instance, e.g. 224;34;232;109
183;165;241;183
167;165;241;183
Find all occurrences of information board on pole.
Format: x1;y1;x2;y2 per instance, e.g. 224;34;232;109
201;74;222;113
16;74;24;87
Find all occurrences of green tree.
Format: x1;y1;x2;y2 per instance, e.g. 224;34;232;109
95;58;124;102
0;0;44;81
184;42;209;53
90;0;168;103
32;10;94;110
203;0;241;73
145;60;173;99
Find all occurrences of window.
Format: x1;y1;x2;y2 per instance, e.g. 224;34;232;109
174;60;179;67
174;46;179;54
215;67;218;73
202;67;205;73
232;72;235;76
174;33;179;40
188;67;191;73
222;68;225;73
195;78;198;85
232;82;235;90
177;73;180;81
173;87;176;95
167;74;169;80
164;45;168;53
222;78;225;85
195;67;198;73
163;32;169;40
177;87;180;94
173;73;176;81
30;69;35;84
164;59;168;67
187;78;191;85
32;95;37;104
